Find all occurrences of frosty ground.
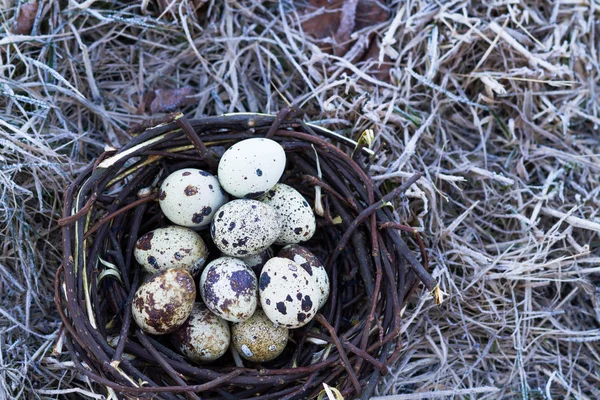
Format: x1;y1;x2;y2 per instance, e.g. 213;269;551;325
1;1;599;399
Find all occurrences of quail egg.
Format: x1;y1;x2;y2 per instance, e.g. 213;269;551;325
278;245;329;309
239;248;273;277
231;309;288;362
132;268;196;335
200;257;257;322
211;200;280;257
134;226;208;276
259;184;316;245
171;303;230;362
218;138;286;198
159;168;228;228
259;257;319;328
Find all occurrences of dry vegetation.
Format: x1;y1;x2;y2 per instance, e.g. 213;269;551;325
1;0;600;399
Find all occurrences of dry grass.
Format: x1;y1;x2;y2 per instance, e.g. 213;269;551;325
1;0;599;399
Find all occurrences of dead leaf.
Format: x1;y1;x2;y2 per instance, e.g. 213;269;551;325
354;0;388;31
139;90;157;114
300;0;388;46
148;0;208;21
300;0;346;52
142;87;196;114
12;2;39;35
360;37;392;82
334;0;359;56
299;0;390;79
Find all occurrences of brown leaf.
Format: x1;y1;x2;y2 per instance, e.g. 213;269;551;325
299;0;390;79
139;91;157;114
360;38;392;82
12;2;39;35
300;0;346;49
354;0;388;31
142;87;196;114
300;0;388;50
334;0;359;56
353;1;390;81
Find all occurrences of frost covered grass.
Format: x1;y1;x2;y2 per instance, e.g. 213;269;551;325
1;1;599;398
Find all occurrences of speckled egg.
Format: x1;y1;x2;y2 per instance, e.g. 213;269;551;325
278;245;329;309
259;184;316;245
211;200;281;257
259;257;319;328
239;248;273;277
132;268;196;335
217;138;286;198
134;226;208;276
200;257;258;322
231;309;288;362
159;168;228;228
171;303;230;362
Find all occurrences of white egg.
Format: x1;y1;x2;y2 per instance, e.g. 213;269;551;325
259;257;319;328
278;245;329;309
231;309;288;362
171;303;230;362
200;257;258;322
259;184;316;245
217;138;286;198
159;168;228;228
132;268;196;335
211;200;280;257
134;226;208;276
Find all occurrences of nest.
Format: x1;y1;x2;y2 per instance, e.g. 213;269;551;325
55;110;436;400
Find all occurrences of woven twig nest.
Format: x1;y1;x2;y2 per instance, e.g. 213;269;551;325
56;111;436;400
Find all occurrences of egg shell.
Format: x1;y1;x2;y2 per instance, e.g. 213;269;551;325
211;200;281;257
259;184;316;245
239;248;273;277
217;138;286;198
171;303;230;362
259;257;319;328
200;257;258;322
134;226;208;276
231;309;288;362
278;245;329;309
159;168;228;228
132;268;196;335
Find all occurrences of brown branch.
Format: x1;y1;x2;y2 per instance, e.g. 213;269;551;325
57;193;97;226
83;193;158;240
175;114;218;170
315;314;361;395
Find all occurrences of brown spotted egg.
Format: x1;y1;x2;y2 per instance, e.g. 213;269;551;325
211;200;280;257
259;257;319;328
239;248;273;277
231;309;288;362
134;226;208;276
159;168;228;228
278;245;329;309
171;303;230;362
132;268;196;335
259;184;316;245
218;138;286;198
200;257;257;322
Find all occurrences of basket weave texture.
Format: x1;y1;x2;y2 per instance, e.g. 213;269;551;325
56;111;434;400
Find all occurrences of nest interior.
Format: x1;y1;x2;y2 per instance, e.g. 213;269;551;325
56;111;435;400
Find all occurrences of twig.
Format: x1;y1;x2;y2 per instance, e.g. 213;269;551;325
175;113;219;170
315;314;361;395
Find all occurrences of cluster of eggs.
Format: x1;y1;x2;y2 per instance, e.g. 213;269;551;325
131;138;329;363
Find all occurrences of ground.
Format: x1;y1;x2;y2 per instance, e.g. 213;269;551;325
1;1;600;399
